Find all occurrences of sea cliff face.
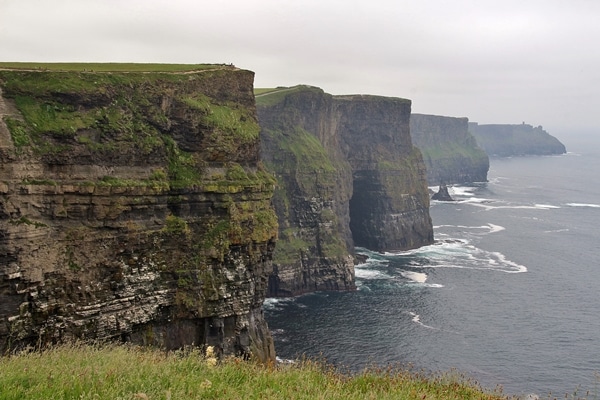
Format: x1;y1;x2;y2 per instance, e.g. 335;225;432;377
336;96;433;251
468;122;566;156
257;87;355;296
257;86;433;297
410;114;489;184
0;66;277;361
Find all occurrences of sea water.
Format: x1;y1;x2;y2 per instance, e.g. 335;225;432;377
264;136;600;397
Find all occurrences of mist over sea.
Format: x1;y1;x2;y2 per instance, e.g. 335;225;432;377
264;134;600;397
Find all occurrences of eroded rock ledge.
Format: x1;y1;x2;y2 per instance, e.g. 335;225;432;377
0;66;277;361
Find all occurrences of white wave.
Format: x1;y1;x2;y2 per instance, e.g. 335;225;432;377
543;228;570;233
389;240;527;274
435;224;504;235
354;268;393;280
466;202;559;211
450;186;476;197
407;311;437;329
487;223;505;233
421;283;444;288
487;176;505;184
457;197;492;204
276;356;296;364
400;271;428;283
487;251;527;273
355;281;371;291
263;297;294;310
355;248;391;264
566;202;600;208
534;204;561;209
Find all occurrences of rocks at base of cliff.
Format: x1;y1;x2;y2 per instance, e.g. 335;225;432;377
431;184;454;201
468;122;566;156
257;86;434;296
0;66;277;362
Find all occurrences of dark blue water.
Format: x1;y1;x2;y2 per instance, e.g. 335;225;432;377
264;137;600;397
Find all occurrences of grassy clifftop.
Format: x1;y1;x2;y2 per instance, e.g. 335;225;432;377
0;344;510;400
0;64;261;186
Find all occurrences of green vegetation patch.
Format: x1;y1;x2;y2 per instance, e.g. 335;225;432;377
0;68;266;189
272;227;311;264
163;214;191;236
0;343;511;400
419;141;487;164
264;126;336;193
3;117;29;147
255;85;324;107
13;95;96;136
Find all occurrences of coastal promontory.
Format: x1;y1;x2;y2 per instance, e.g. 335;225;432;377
0;64;277;360
257;86;433;297
468;122;566;156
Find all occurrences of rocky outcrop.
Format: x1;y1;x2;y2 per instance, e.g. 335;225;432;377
0;66;277;361
410;114;489;184
257;86;433;296
468;122;566;156
431;184;454;201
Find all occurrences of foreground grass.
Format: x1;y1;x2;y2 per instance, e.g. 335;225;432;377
0;344;511;400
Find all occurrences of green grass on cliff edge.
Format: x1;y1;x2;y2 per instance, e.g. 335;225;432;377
0;343;518;400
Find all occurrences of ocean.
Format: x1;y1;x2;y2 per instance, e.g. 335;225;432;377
263;135;600;398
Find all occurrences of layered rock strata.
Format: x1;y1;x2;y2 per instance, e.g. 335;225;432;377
468;122;566;156
410;114;489;184
0;66;277;361
257;86;433;296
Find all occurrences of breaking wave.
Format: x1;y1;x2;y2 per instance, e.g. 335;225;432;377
566;203;600;208
357;236;527;276
407;311;437;330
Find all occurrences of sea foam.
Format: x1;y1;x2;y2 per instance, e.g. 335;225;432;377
566;203;600;208
407;311;437;329
400;271;428;283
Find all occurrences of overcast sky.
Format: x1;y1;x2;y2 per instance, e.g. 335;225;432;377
2;0;599;139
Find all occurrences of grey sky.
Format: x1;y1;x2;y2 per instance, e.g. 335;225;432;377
2;0;599;138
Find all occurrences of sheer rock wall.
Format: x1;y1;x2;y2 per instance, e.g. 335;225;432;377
0;66;277;361
257;86;433;296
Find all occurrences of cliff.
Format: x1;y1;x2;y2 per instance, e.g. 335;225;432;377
0;64;277;361
410;114;489;184
468;122;566;156
257;86;433;297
